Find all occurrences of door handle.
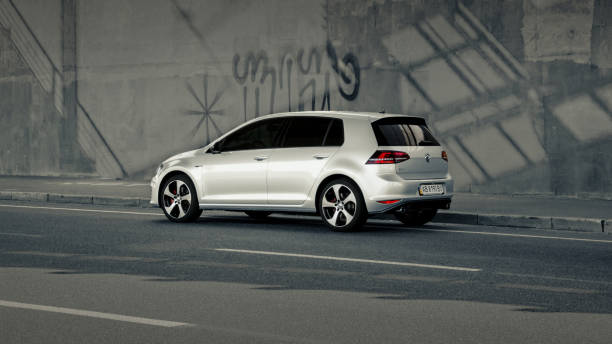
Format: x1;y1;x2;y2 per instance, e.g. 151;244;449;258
254;156;268;161
313;154;329;160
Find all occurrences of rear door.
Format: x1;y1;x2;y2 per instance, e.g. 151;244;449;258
371;117;447;180
267;117;343;205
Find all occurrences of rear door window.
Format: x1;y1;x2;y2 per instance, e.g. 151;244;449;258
323;119;344;146
282;117;332;148
372;117;439;146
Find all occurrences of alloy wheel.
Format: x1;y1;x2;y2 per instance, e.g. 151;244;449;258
321;184;358;228
162;180;192;219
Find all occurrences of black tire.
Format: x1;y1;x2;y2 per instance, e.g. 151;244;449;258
244;211;272;219
159;174;202;223
394;209;437;226
317;178;367;232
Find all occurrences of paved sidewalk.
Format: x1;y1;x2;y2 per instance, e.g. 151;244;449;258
0;176;150;199
0;176;609;233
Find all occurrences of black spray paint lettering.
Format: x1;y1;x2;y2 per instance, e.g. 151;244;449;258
232;41;360;119
232;52;277;120
326;40;360;101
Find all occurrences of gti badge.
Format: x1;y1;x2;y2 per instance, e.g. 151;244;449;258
425;153;431;162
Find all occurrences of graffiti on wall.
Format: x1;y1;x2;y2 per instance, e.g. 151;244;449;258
185;74;224;144
232;40;360;120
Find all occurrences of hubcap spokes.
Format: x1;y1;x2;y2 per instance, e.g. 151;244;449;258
163;180;192;218
322;184;357;227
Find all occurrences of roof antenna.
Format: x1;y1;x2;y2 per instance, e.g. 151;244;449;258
379;108;386;114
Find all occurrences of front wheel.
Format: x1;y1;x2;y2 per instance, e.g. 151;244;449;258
394;209;437;226
318;178;367;231
160;175;202;222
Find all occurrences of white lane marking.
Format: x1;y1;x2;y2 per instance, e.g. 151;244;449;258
215;248;481;272
64;182;148;187
417;228;612;244
0;204;161;216
6;251;74;258
0;300;193;327
0;232;43;238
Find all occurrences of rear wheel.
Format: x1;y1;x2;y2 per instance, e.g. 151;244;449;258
244;211;272;219
394;209;437;226
160;175;202;222
318;178;367;231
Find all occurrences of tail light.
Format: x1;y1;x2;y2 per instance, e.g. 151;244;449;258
366;151;410;164
377;199;400;204
441;150;448;162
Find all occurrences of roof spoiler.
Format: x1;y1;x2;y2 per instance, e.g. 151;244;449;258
372;116;427;126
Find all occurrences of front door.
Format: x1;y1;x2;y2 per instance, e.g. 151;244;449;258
200;118;285;205
201;149;272;204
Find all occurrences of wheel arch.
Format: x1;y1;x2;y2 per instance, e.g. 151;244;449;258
314;174;367;214
157;169;198;205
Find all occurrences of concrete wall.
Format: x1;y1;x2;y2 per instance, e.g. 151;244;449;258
0;26;63;175
1;0;611;197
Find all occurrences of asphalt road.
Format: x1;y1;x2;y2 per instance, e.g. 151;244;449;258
1;201;611;343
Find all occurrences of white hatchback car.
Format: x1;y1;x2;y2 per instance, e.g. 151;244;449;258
151;111;453;231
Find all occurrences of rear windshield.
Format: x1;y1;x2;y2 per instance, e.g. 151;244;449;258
372;117;440;146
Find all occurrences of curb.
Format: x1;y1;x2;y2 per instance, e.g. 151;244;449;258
0;191;608;233
432;211;477;225
434;212;607;233
0;191;155;209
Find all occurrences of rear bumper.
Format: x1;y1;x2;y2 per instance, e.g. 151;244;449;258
363;174;453;214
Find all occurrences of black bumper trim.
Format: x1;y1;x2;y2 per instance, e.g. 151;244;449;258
370;197;452;214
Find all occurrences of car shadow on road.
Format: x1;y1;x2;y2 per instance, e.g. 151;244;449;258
154;213;444;235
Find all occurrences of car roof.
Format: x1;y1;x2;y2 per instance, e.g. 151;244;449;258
256;111;426;121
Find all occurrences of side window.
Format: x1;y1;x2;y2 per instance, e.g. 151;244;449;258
323;119;344;146
282;117;332;148
220;118;285;151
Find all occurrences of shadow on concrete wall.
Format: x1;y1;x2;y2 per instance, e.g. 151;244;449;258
326;0;612;196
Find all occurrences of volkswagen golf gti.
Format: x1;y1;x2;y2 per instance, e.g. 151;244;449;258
150;111;453;231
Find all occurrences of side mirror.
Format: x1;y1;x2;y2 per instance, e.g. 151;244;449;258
208;141;222;154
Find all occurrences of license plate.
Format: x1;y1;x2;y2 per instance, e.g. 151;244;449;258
419;184;444;195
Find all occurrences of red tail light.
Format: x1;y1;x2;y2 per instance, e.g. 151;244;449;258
366;151;410;164
441;150;448;162
377;200;400;204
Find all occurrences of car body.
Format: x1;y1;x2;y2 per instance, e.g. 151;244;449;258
150;111;453;230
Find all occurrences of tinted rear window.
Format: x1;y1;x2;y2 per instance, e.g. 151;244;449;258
323;119;344;146
372;117;439;146
283;117;331;147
